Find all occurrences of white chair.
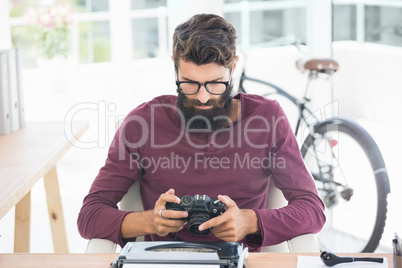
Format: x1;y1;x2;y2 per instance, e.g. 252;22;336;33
85;179;320;253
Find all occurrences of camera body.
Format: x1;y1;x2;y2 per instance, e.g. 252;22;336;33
165;194;225;235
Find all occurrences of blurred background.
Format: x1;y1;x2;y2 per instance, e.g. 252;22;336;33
0;0;401;254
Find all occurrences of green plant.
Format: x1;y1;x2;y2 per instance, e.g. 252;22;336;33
25;3;76;59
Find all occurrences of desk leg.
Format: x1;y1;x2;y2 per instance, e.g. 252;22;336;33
43;166;69;253
14;191;31;252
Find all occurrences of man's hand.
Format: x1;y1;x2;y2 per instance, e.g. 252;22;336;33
152;188;188;237
121;188;188;239
198;195;260;242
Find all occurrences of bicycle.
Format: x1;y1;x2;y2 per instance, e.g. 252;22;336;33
237;55;391;253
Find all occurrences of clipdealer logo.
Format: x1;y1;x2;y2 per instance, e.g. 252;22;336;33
64;101;287;151
64;101;125;149
129;152;286;174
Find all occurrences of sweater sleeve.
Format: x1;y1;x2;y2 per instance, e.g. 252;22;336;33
77;111;146;247
245;102;326;248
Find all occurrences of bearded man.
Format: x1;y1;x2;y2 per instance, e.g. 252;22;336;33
78;14;325;252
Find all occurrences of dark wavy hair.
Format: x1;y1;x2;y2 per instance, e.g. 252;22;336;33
172;14;237;70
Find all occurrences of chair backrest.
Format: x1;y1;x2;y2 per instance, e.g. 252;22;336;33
266;179;287;209
119;179;143;212
119;179;144;242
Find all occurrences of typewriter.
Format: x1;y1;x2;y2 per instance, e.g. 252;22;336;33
110;241;249;267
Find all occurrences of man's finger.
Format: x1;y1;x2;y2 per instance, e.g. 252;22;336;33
166;188;175;195
155;189;180;206
198;216;222;232
161;209;188;220
218;194;233;208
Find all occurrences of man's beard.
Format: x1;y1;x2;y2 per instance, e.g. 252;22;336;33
177;87;234;131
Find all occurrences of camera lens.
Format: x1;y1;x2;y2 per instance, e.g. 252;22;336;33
188;213;211;235
181;195;193;205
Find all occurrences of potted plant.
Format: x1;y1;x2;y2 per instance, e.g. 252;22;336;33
25;3;77;60
25;3;77;91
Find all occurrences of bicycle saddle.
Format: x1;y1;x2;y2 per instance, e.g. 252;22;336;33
296;58;339;74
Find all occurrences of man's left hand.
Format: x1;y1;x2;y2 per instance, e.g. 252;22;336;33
198;195;260;242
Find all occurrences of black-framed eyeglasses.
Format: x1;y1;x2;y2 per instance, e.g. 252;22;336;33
176;68;233;95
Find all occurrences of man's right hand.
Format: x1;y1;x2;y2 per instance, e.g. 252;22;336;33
152;188;188;236
121;188;188;239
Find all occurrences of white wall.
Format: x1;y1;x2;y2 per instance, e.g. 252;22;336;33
333;41;402;125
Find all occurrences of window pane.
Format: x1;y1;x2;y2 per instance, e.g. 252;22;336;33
225;0;284;2
224;12;242;45
224;0;243;3
249;8;305;46
131;18;159;59
11;26;39;68
72;0;109;12
333;5;357;41
79;21;111;63
250;10;282;45
131;0;166;10
9;0;77;17
9;0;34;17
365;6;402;46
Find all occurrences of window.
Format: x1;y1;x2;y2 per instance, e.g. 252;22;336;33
79;21;111;63
131;18;160;59
9;0;111;66
129;0;168;60
131;0;166;10
74;0;111;63
333;5;357;41
364;6;402;46
75;0;109;12
333;2;402;46
249;9;305;46
223;1;307;49
8;0;402;69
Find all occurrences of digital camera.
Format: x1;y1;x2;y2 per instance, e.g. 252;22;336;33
165;194;226;235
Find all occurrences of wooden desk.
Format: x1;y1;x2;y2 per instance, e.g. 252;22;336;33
248;253;393;267
0;253;394;268
0;121;88;253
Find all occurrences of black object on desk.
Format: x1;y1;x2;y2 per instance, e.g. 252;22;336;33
394;233;402;268
320;251;384;267
111;241;248;267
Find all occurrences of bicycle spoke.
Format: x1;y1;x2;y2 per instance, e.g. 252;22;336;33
303;126;383;252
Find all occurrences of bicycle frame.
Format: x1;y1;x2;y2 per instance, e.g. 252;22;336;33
239;72;330;184
238;72;320;137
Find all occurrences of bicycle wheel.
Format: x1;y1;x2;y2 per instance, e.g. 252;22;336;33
300;118;390;253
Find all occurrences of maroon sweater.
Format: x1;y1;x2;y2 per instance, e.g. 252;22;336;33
77;93;325;252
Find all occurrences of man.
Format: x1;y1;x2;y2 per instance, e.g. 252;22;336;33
78;13;325;252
